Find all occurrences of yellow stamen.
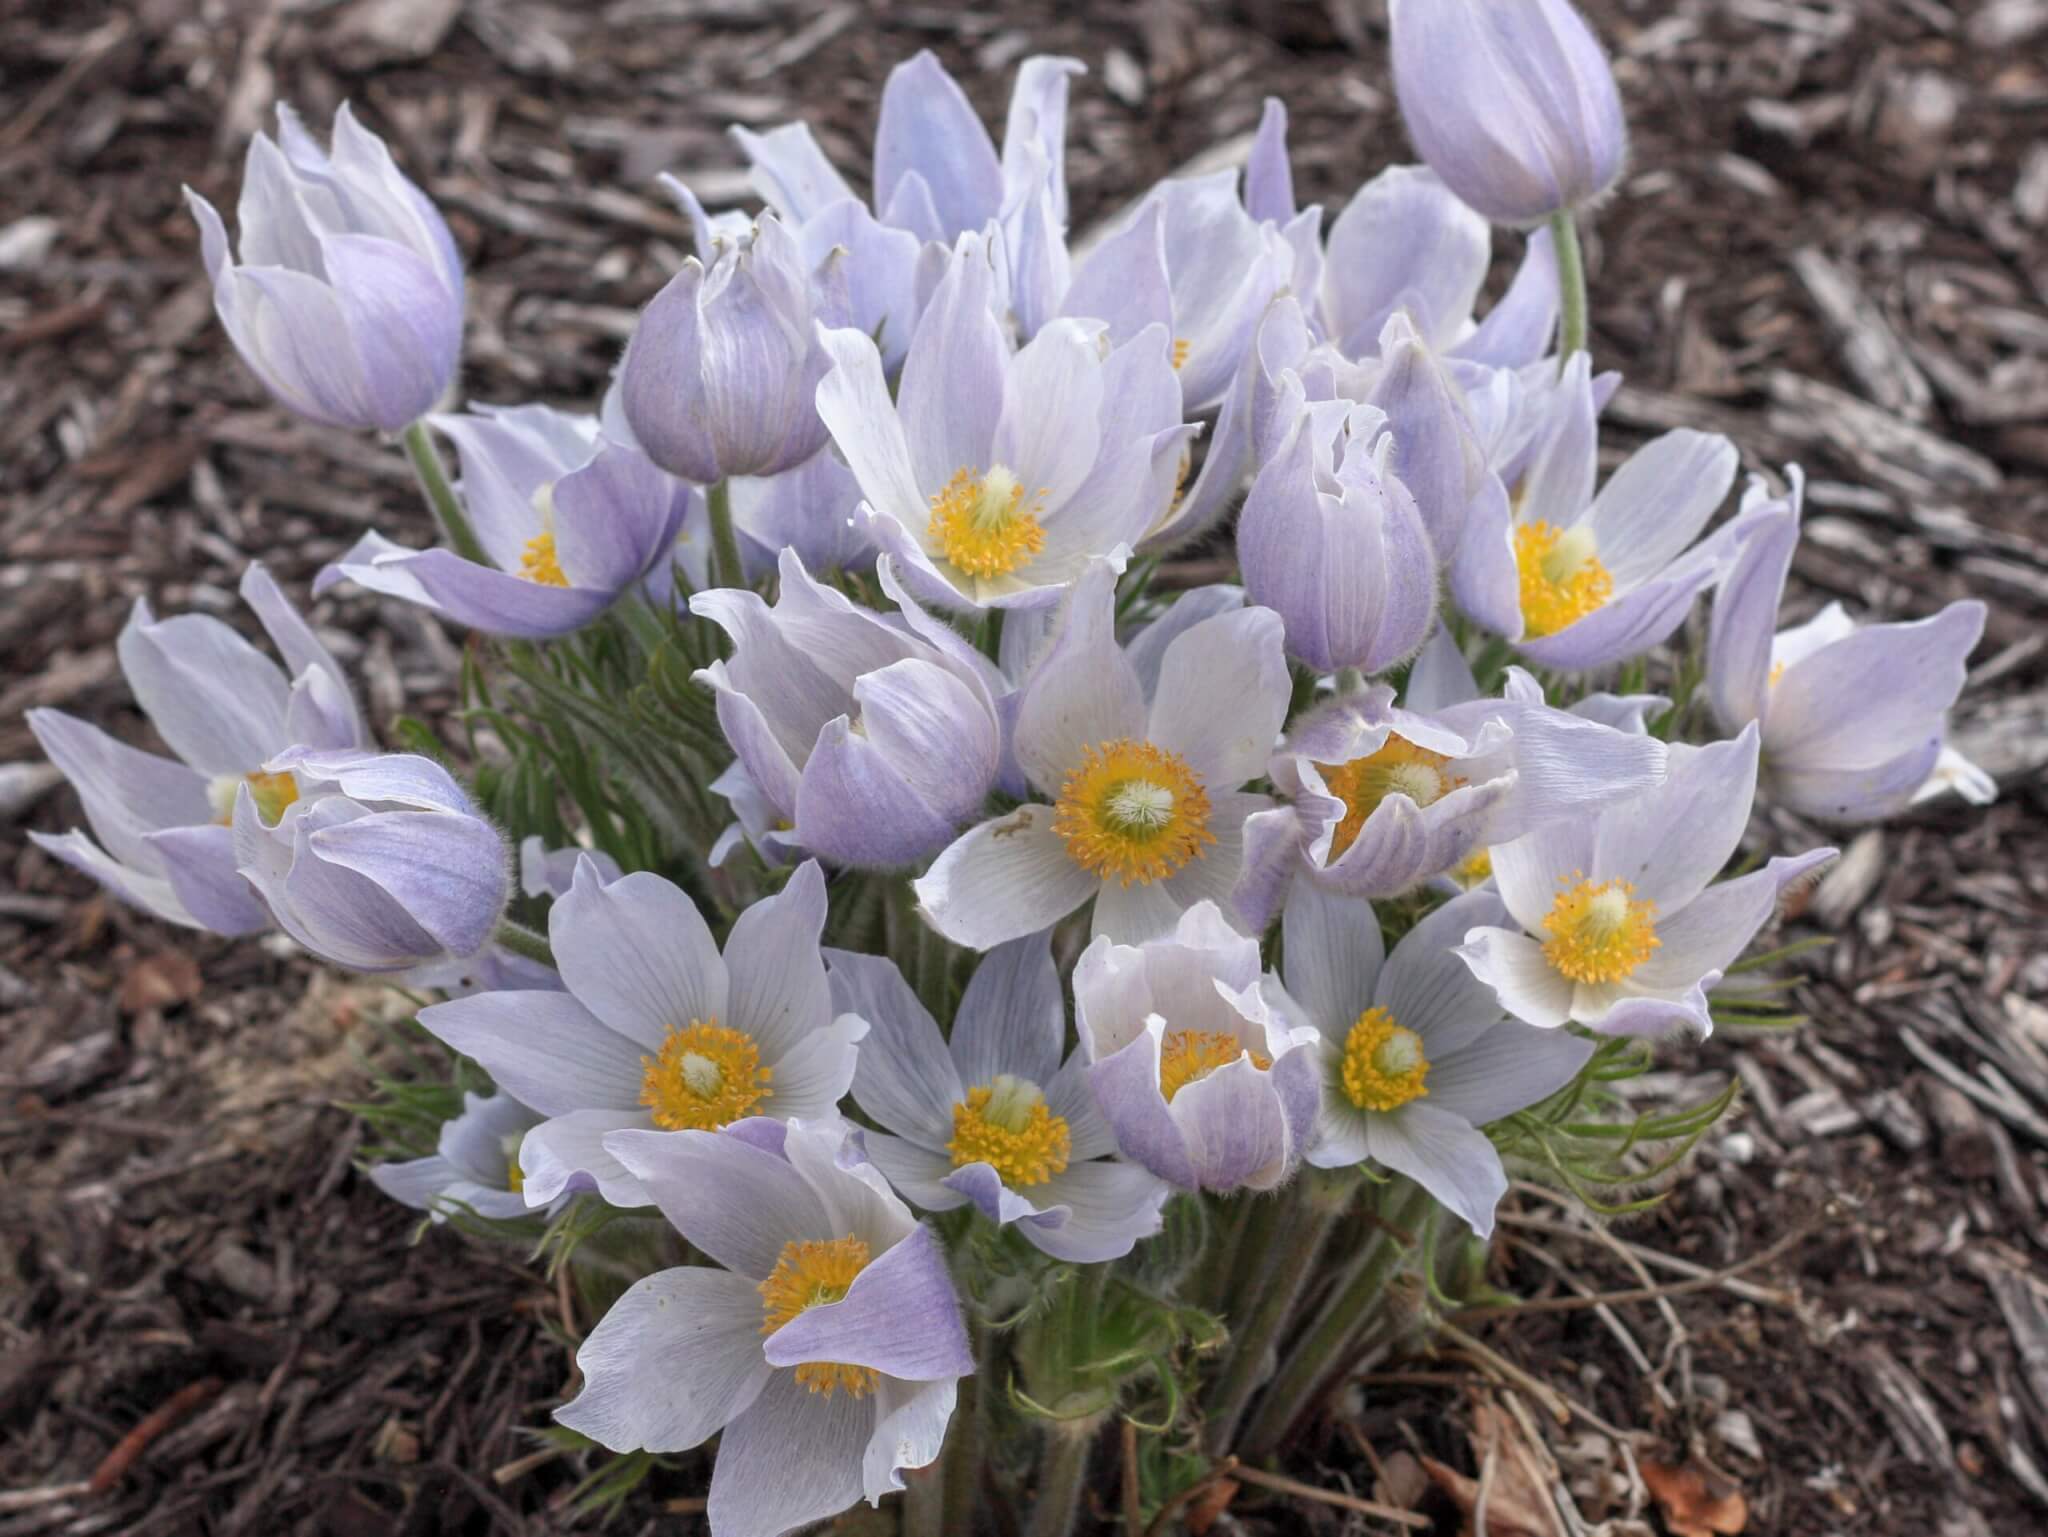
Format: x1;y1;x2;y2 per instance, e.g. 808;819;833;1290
520;530;570;587
1340;1006;1429;1111
1170;337;1192;371
212;769;301;827
1767;659;1786;688
1453;847;1494;889
1158;1029;1269;1103
1318;736;1463;862
1053;738;1215;886
501;1132;524;1194
948;1074;1071;1188
1541;875;1660;984
638;1020;772;1131
758;1235;877;1398
927;464;1047;580
1514;521;1612;637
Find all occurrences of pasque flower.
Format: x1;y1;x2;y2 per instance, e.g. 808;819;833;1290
28;565;366;936
1072;902;1321;1193
369;1091;564;1224
915;561;1288;948
1458;726;1835;1036
829;935;1169;1262
691;549;1004;870
416;859;862;1208
557;1118;973;1537
1706;468;1993;821
186;104;463;432
317;404;692;637
1285;882;1593;1235
1389;0;1628;227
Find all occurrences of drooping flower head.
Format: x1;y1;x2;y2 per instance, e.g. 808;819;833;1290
28;565;366;936
829;934;1169;1262
369;1091;564;1224
1284;882;1594;1235
185;104;463;432
915;562;1288;947
557;1118;972;1537
415;859;861;1208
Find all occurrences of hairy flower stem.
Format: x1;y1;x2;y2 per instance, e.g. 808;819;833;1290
1238;1179;1432;1458
1026;1414;1106;1537
1201;1167;1358;1454
705;478;745;591
1549;210;1588;366
1333;666;1364;698
400;419;489;566
493;918;555;968
939;1334;987;1537
900;1457;946;1537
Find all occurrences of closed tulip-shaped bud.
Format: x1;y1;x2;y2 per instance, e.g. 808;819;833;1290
185;105;464;432
619;212;846;484
1389;0;1628;227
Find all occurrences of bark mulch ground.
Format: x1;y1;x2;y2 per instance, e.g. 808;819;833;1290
3;2;2046;1533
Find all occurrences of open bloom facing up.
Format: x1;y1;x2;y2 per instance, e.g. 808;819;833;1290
416;859;861;1207
915;562;1288;948
1459;727;1835;1036
318;405;692;637
692;550;1003;870
1284;882;1594;1235
829;935;1169;1262
186;104;463;432
1389;0;1627;227
1707;469;1993;821
233;749;509;974
816;233;1192;612
1072;902;1321;1193
369;1091;562;1224
28;566;365;936
558;1118;972;1537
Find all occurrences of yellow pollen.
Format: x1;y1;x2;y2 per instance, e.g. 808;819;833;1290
638;1020;772;1131
235;769;300;828
1340;1006;1430;1111
948;1075;1071;1188
520;530;570;587
1170;337;1192;371
1768;659;1786;688
1158;1029;1269;1103
1453;847;1495;889
1053;738;1215;886
927;464;1047;580
1318;736;1463;861
758;1235;877;1398
1169;447;1191;516
501;1132;524;1194
1541;875;1661;984
1514;521;1612;637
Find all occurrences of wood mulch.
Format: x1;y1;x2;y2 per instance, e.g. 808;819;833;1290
2;1;2045;1532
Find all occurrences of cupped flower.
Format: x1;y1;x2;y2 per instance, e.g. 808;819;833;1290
185;104;462;432
369;1091;564;1224
1389;0;1628;227
28;565;365;936
1071;902;1321;1193
619;211;846;484
691;549;1003;870
914;561;1288;948
317;404;691;637
828;935;1169;1262
1283;882;1594;1235
815;232;1193;612
1458;726;1836;1036
415;858;862;1208
232;749;510;974
557;1118;972;1537
1706;468;1993;821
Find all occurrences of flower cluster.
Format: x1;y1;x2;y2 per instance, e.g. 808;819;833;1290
33;5;1996;1531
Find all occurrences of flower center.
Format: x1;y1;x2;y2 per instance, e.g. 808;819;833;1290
758;1235;877;1399
1768;659;1786;688
1340;1006;1430;1112
519;530;570;587
500;1132;525;1195
1158;1029;1269;1103
1171;337;1191;371
210;769;301;827
928;464;1047;580
1541;876;1660;984
947;1074;1071;1188
1514;521;1612;638
1452;847;1495;889
638;1019;773;1131
1318;736;1463;861
1053;739;1215;886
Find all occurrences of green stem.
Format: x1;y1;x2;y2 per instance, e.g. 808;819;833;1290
401;419;488;566
1548;210;1588;367
901;1455;946;1537
1238;1179;1432;1458
940;1333;987;1537
1202;1168;1357;1454
1333;666;1363;699
493;918;556;969
1190;1194;1253;1315
705;478;745;591
1026;1415;1104;1537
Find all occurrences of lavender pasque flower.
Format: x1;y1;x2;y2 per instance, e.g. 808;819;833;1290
369;1091;563;1224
